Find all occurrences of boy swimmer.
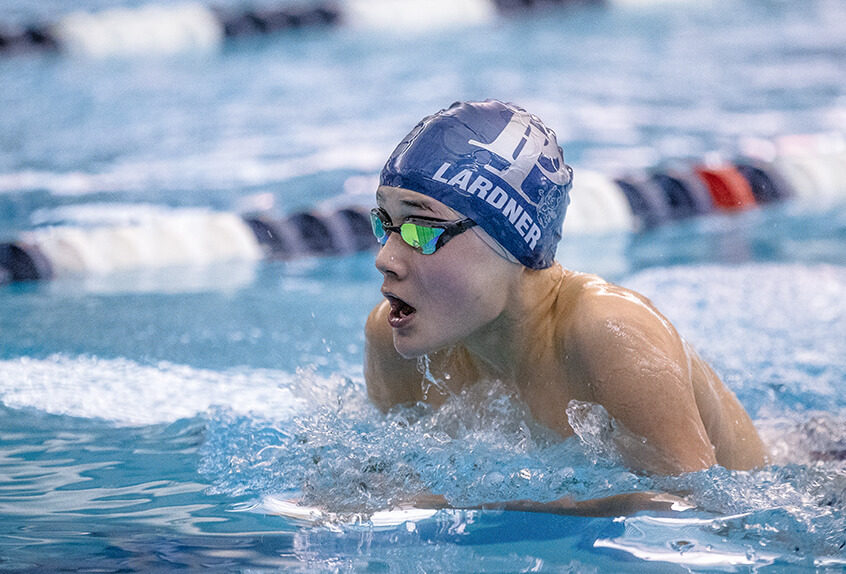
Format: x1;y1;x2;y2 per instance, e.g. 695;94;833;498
364;100;766;513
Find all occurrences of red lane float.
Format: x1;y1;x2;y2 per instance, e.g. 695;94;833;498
694;166;757;211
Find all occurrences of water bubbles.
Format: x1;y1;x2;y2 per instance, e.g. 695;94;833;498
199;373;653;515
484;471;504;487
565;400;618;462
760;413;846;466
416;354;448;401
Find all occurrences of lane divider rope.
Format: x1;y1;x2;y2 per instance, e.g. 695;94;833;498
2;134;844;285
0;0;597;58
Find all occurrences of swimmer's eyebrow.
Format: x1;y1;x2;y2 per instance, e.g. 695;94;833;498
398;198;437;213
376;190;439;215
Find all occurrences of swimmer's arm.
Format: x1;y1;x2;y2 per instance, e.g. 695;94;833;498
568;290;718;475
687;350;767;469
410;491;692;517
364;301;420;411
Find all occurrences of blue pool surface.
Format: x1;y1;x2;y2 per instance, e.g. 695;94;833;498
1;0;846;571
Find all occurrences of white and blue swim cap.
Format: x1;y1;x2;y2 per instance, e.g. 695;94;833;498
380;99;573;269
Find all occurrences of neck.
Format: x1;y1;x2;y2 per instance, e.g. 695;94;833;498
462;263;566;381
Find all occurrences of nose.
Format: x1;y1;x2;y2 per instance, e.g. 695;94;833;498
374;232;410;279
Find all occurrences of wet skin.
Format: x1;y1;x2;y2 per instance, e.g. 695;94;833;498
365;185;768;478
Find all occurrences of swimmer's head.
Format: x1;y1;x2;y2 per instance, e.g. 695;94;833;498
380;99;573;269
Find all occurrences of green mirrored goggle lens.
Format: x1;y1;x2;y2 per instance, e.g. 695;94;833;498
370;210;447;254
400;223;444;255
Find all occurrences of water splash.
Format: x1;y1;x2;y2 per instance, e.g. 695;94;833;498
565;400;622;465
416;353;450;401
199;377;650;513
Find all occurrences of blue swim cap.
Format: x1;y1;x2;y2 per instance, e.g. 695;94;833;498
380;100;572;269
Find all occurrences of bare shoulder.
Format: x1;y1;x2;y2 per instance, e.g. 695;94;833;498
557;274;718;473
560;274;682;360
364;301;421;411
562;274;689;396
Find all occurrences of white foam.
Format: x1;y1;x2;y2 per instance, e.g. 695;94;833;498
0;355;307;426
51;3;224;58
344;0;497;32
24;209;263;276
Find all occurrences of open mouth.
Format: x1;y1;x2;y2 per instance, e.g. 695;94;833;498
385;294;416;327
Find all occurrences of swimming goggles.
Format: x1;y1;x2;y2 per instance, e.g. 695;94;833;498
370;208;477;255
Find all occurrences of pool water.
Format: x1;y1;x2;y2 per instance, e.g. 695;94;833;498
1;0;846;571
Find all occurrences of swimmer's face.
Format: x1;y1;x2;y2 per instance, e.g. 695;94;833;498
375;185;521;358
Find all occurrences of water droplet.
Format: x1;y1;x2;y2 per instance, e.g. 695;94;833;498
416;354;449;400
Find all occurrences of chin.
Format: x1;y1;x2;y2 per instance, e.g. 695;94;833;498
392;330;453;360
392;333;427;359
